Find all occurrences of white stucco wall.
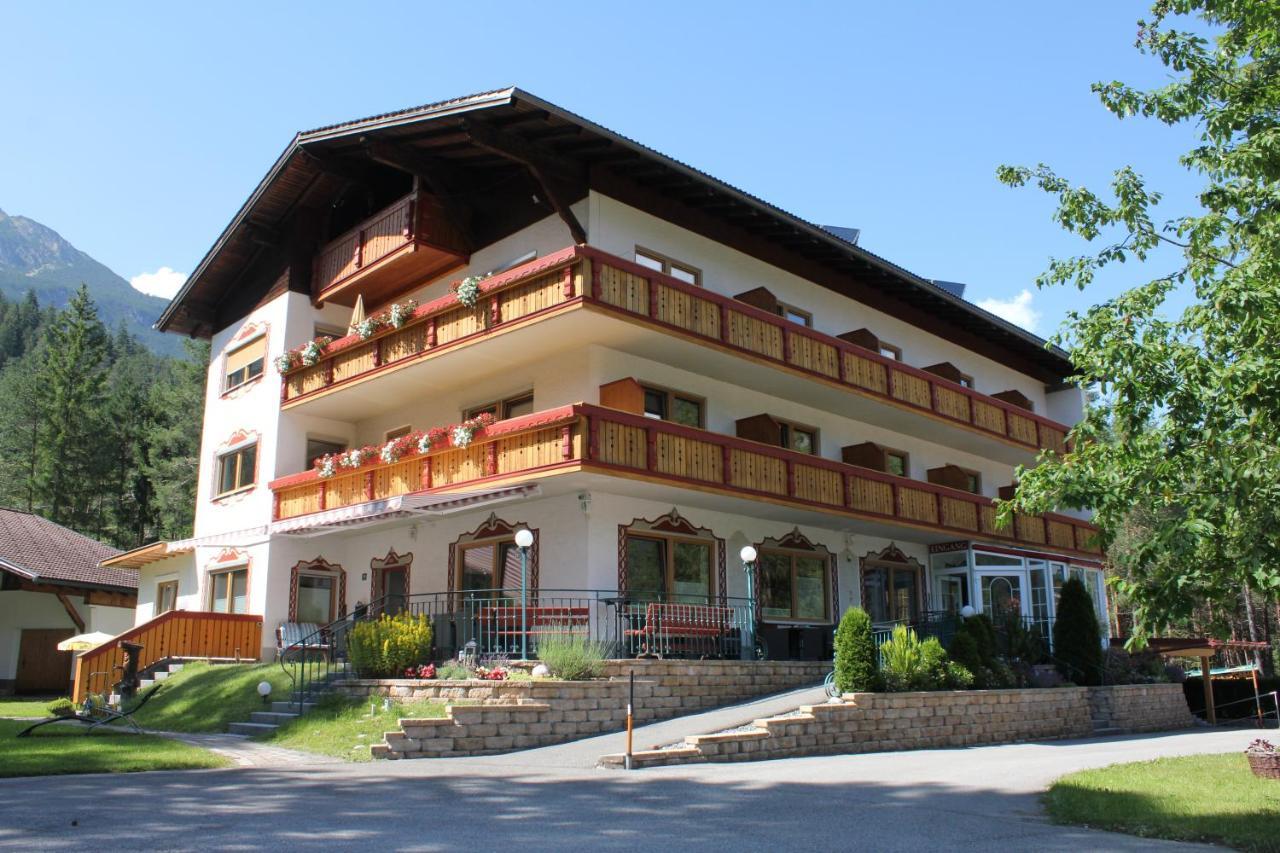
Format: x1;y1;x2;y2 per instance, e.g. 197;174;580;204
0;590;136;685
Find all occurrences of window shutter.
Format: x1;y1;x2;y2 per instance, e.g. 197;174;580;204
226;337;266;375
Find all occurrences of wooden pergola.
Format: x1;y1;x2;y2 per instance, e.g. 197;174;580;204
1141;637;1272;724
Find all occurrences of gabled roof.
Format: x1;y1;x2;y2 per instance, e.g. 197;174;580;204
159;87;1075;383
0;508;134;592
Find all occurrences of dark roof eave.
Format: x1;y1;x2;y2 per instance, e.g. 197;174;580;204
0;558;136;594
159;87;1072;374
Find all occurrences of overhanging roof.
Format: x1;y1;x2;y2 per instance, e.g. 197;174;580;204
159;87;1075;383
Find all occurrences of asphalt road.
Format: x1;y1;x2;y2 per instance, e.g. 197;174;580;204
0;728;1257;851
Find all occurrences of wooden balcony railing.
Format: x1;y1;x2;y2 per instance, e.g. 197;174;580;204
269;403;1100;557
72;610;263;702
280;245;1071;456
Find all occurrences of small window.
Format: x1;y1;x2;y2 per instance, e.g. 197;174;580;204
641;384;704;428
384;425;412;441
465;391;535;422
156;580;178;615
958;373;975;389
635;247;701;287
878;342;903;361
223;337;266;392
778;420;818;455
885;450;909;477
216;444;257;496
306;438;345;468
962;469;982;494
209;567;248;614
777;303;812;327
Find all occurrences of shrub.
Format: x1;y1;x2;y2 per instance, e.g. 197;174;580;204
46;697;76;717
1103;647;1169;685
948;614;1015;689
833;607;881;693
436;662;471;680
348;612;433;678
879;624;972;692
535;632;606;681
1053;577;1103;686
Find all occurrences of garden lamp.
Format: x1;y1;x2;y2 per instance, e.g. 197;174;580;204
257;681;272;706
515;527;534;661
740;545;758;660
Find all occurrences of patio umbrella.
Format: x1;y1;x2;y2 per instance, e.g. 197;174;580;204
348;294;366;334
56;631;116;652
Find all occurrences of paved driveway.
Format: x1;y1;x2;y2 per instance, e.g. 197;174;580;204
0;728;1256;851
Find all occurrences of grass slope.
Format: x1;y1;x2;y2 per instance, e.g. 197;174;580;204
132;662;295;733
1045;752;1280;851
0;697;55;718
262;694;447;762
0;719;227;777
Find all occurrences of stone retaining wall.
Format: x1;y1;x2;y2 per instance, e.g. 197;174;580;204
356;660;830;760
605;683;1193;769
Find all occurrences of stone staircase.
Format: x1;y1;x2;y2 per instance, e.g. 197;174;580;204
1087;687;1123;736
227;671;350;737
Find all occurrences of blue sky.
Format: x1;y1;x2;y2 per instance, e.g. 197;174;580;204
2;2;1205;339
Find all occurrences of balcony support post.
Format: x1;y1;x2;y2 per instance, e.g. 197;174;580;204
486;443;498;476
720;304;731;343
647;277;658;319
562;266;574;299
646;426;657;472
364;471;375;502
560;425;573;460
372;338;382;369
420;456;433;490
590;260;601;301
427;317;437;348
318;481;328;511
721;446;733;488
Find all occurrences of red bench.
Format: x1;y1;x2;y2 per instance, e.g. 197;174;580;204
625;602;735;657
476;606;590;639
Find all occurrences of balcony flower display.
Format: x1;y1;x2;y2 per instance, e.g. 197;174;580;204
451;274;489;309
312;413;500;478
275;336;334;373
388;298;417;329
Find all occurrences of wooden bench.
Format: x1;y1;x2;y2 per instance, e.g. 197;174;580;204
624;602;736;658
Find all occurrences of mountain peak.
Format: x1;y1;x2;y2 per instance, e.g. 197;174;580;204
0;206;180;356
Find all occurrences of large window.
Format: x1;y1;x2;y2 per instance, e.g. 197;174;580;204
634;247;700;286
641;384;704;428
465;391;534;421
624;535;714;604
778;419;818;455
296;573;336;624
209;567;248;614
223;337;265;392
758;550;828;621
216;444;257;496
862;561;921;624
457;539;522;597
156;580;178;615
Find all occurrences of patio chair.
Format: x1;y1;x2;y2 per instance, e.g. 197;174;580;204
15;684;163;737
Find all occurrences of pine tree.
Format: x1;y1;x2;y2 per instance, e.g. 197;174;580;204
0;349;46;510
143;338;207;540
1053;578;1104;686
834;606;881;693
33;285;111;529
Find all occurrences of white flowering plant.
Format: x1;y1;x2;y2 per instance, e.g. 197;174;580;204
451;274;489;309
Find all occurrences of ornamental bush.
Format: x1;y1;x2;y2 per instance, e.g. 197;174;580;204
949;614;1014;689
879;624;972;692
1053;577;1103;685
46;697;76;717
833;607;880;693
535;632;606;681
348;612;433;679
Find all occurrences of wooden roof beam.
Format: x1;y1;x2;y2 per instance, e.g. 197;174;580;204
363;141;478;251
462;120;587;244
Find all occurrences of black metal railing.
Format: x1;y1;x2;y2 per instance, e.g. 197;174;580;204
279;589;757;712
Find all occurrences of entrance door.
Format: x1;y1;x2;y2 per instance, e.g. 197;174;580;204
978;573;1025;622
16;628;74;693
379;567;408;615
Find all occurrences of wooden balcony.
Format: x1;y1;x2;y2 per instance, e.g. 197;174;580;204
313;189;468;308
279;245;1071;456
269;403;1100;558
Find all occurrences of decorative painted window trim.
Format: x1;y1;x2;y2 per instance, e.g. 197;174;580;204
447;514;539;596
617;508;726;605
859;543;926;622
288;557;347;623
751;528;838;624
370;548;414;604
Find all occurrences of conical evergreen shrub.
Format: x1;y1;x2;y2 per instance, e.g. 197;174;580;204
1053;577;1103;685
834;606;881;693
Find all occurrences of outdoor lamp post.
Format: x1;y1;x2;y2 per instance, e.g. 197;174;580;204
515;527;534;661
257;681;272;706
740;545;758;660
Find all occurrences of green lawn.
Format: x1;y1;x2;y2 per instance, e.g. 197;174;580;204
0;719;228;777
0;697;55;718
261;694;448;761
1045;752;1280;851
132;661;295;733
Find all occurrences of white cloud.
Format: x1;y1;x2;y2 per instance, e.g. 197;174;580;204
130;266;187;299
976;289;1041;333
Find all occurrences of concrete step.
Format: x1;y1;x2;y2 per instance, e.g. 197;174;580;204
138;680;155;690
167;663;185;673
271;701;317;714
152;670;171;681
229;721;278;736
250;711;299;726
1091;727;1124;736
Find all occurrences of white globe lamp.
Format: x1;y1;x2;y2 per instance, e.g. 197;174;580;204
739;545;758;564
960;605;976;619
514;528;535;549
